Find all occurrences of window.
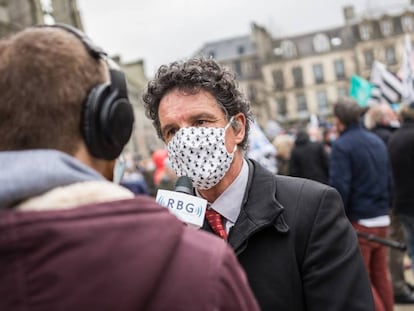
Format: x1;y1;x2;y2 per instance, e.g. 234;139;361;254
313;33;331;53
402;15;414;32
208;51;215;58
380;19;393;37
292;66;303;88
233;60;242;77
359;24;372;41
280;40;297;58
385;46;396;65
238;45;245;55
272;70;284;91
334;59;346;80
296;93;307;112
337;87;348;99
277;96;287;117
313;64;324;84
317;90;329;113
363;49;374;68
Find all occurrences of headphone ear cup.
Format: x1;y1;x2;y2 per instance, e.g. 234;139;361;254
100;96;134;158
82;84;111;159
82;83;134;160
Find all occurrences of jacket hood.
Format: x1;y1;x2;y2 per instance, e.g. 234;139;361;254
0;150;104;208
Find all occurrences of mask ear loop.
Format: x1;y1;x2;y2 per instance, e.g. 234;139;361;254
224;116;234;131
224;116;238;155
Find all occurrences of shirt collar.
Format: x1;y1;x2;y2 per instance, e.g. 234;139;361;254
198;159;249;223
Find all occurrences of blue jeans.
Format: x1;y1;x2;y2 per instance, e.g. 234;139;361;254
398;214;414;271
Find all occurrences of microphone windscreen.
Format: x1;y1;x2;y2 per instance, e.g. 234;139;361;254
174;176;193;195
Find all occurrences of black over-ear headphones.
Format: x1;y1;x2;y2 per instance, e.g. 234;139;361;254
35;23;134;160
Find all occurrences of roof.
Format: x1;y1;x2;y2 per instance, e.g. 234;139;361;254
194;35;256;61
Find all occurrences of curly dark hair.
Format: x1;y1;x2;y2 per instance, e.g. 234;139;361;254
142;57;253;150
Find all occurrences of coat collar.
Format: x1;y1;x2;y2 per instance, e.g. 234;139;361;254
228;159;289;253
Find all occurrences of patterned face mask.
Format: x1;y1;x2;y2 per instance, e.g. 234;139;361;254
167;117;236;190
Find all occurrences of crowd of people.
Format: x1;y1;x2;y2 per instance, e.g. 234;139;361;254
1;23;414;311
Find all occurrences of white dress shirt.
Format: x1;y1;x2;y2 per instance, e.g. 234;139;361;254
197;159;249;233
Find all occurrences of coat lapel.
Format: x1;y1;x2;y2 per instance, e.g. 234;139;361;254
228;159;289;254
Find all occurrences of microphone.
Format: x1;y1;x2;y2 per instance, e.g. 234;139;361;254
174;175;193;195
155;176;207;228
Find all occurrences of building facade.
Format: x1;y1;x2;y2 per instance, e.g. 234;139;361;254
0;0;155;157
196;2;414;128
194;33;267;124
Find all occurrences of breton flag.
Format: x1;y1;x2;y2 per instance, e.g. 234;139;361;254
401;34;414;104
369;61;403;105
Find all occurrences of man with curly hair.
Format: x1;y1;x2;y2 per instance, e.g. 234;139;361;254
143;57;374;310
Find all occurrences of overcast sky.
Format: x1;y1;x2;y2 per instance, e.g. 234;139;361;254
77;0;408;77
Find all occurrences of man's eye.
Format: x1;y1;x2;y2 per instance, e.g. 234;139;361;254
195;120;207;126
164;128;177;140
167;128;177;137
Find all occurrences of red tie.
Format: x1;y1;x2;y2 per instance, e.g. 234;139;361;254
205;208;227;240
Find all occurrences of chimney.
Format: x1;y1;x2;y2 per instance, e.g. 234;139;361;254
343;5;355;23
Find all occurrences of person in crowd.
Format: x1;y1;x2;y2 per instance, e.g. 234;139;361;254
388;103;414;301
364;103;400;142
289;128;329;184
272;133;294;175
322;125;337;155
138;155;158;196
330;98;393;311
307;124;323;142
365;103;414;304
151;148;177;191
143;57;374;311
119;155;150;195
246;121;278;174
0;25;259;311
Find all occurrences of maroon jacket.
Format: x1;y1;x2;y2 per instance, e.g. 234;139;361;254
0;196;258;311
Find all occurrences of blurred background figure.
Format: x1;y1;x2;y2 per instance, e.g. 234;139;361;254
330;98;393;311
389;103;414;304
272;133;294;176
307;124;323;142
365;103;414;304
120;153;149;195
364;103;400;141
151;148;177;191
289;128;329;184
247;120;278;174
322;125;337;155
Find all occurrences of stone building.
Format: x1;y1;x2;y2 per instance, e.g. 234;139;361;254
195;35;266;123
196;2;414;127
116;57;162;157
0;0;82;32
0;0;154;157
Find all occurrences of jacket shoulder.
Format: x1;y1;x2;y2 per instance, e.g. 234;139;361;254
159;227;259;310
275;175;334;204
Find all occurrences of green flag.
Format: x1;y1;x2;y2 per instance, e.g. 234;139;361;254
349;74;373;107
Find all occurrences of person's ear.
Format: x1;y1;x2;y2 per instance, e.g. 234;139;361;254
232;113;246;144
